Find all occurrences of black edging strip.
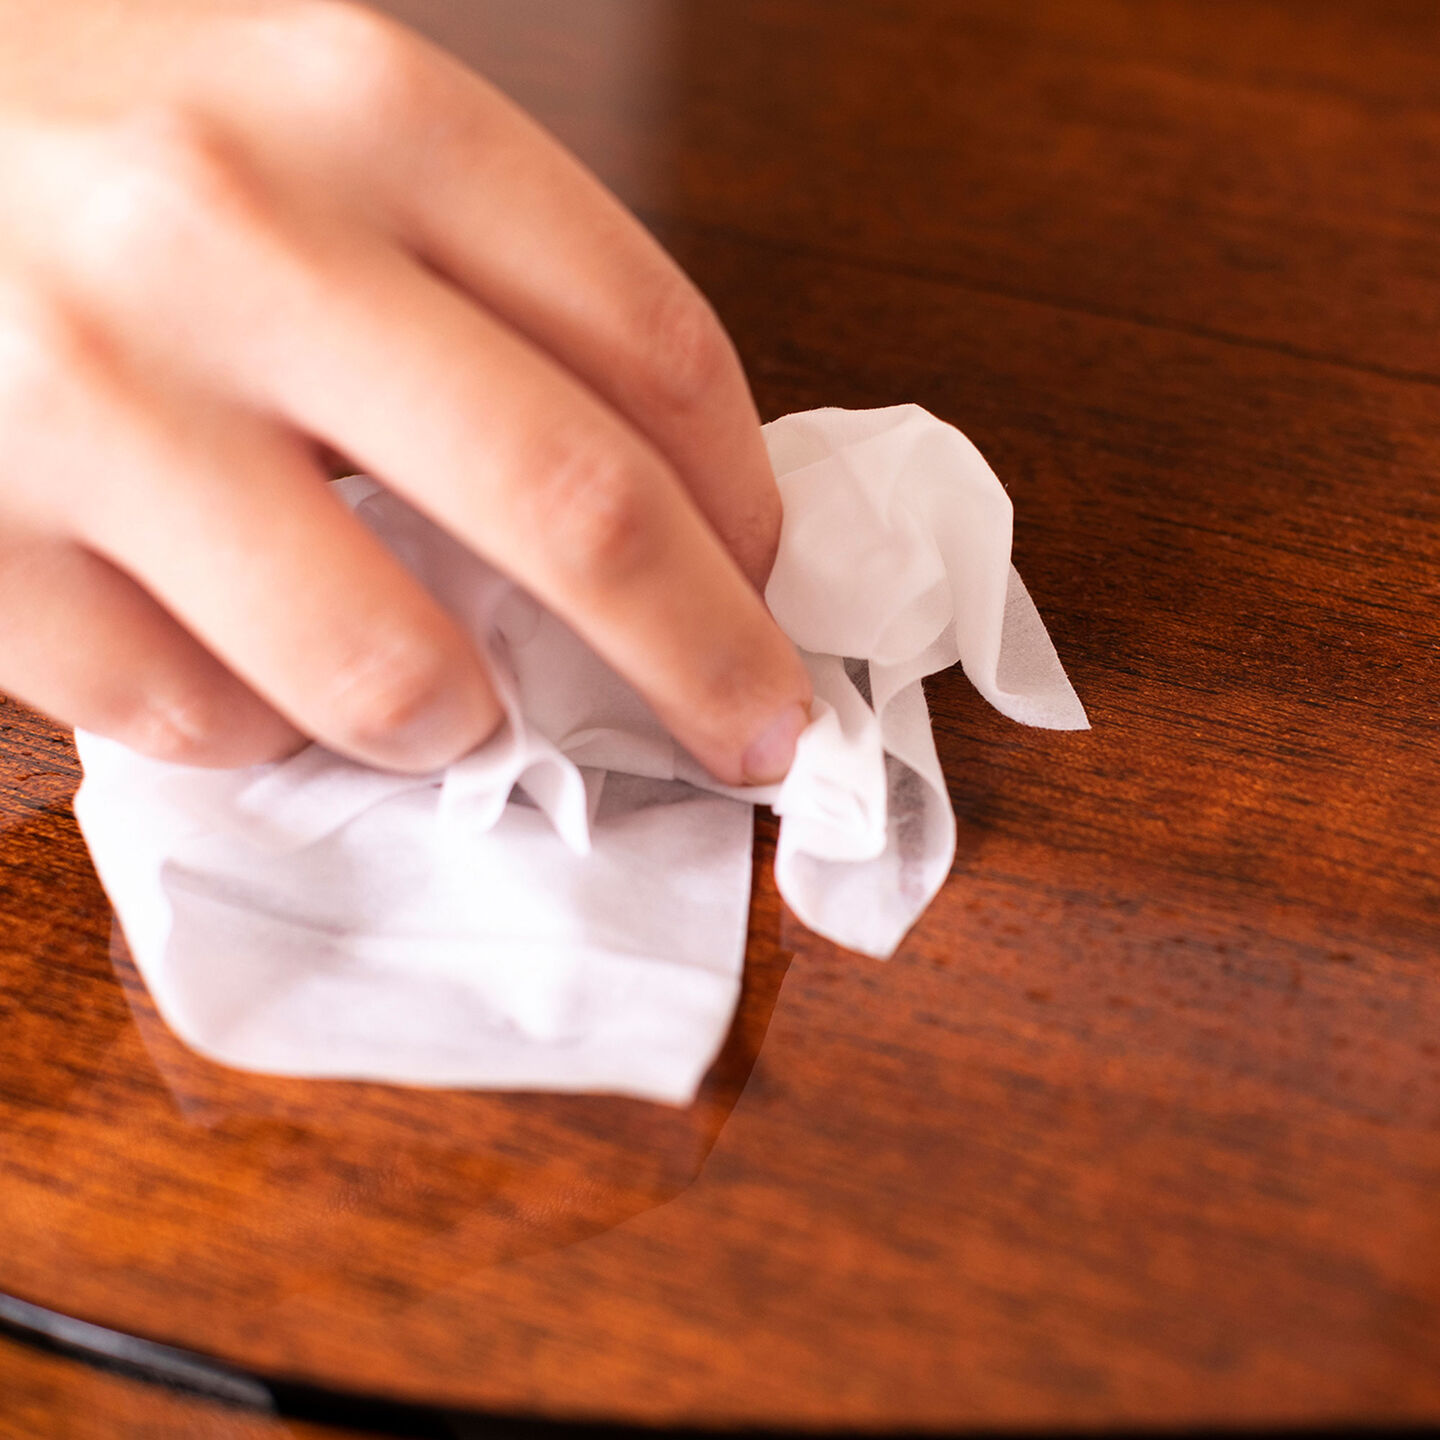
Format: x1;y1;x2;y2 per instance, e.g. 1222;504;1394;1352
3;1289;1439;1440
0;1291;454;1437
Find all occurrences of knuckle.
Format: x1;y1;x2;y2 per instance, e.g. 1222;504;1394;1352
105;105;237;205
629;282;735;417
276;1;425;116
70;106;264;277
324;630;454;754
525;434;661;588
0;292;104;444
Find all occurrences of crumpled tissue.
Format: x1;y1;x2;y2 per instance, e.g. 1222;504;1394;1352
73;405;1087;1104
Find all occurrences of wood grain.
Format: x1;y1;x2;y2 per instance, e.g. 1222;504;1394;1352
3;0;1440;1428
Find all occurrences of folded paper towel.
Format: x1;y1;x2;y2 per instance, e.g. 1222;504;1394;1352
73;405;1087;1104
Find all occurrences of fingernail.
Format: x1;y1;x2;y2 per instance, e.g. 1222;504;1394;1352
741;702;809;785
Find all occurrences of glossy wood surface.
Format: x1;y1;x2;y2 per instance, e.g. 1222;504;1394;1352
0;1330;363;1440
5;0;1440;1429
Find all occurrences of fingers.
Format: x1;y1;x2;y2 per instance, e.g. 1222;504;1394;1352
256;235;811;786
0;264;503;775
70;406;506;774
0;533;303;767
284;14;783;587
0;291;501;774
0;18;810;784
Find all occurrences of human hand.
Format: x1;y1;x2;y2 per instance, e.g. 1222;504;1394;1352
0;0;812;784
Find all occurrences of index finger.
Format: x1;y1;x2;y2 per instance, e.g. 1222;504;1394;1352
258;233;811;788
299;15;783;588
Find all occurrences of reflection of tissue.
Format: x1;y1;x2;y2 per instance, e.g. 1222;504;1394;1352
73;406;1086;1105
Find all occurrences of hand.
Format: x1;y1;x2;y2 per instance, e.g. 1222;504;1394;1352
0;0;812;784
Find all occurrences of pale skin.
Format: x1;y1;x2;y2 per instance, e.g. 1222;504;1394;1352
0;0;813;785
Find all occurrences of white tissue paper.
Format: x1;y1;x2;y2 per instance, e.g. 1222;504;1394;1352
73;405;1087;1104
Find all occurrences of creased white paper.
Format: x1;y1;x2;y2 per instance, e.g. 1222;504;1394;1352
73;405;1087;1104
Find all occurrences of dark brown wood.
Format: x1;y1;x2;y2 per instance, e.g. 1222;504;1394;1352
4;0;1440;1429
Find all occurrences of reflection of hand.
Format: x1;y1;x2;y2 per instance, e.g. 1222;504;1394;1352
0;0;811;784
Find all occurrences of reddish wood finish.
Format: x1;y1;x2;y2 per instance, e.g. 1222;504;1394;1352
4;0;1440;1428
0;1331;359;1440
